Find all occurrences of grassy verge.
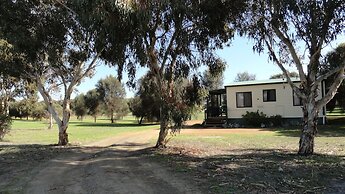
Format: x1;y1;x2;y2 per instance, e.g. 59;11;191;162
149;124;345;193
3;116;158;145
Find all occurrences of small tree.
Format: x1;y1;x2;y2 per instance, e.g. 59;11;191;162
201;59;226;91
234;71;256;82
128;97;146;124
72;94;87;121
96;75;126;123
84;89;101;123
31;102;48;121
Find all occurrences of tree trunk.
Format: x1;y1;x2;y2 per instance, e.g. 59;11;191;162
155;107;169;148
298;100;318;155
139;116;144;125
155;120;169;148
111;111;114;123
58;124;69;146
48;112;53;129
94;116;97;123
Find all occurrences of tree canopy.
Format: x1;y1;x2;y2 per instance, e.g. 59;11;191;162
201;59;226;91
234;71;256;82
270;72;299;79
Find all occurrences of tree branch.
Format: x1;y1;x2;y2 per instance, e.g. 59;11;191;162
271;23;307;82
315;65;345;86
316;67;345;110
264;39;306;99
36;76;62;126
161;30;177;70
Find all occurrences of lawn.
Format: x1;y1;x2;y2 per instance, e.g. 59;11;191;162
1;116;345;193
151;121;345;193
3;116;159;145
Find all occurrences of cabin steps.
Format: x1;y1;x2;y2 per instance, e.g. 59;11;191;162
204;117;227;127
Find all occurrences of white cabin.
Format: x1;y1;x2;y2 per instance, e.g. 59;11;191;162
205;78;326;126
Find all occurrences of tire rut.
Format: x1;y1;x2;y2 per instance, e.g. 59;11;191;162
24;130;202;194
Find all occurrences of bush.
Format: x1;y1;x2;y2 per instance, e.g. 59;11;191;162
242;111;267;127
269;115;283;127
0;115;12;140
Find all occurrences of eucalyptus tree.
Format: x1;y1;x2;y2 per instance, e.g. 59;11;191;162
238;0;345;155
201;59;226;91
72;94;87;121
96;75;126;123
130;73;162;124
0;0;128;145
84;89;101;123
234;71;256;82
94;0;245;147
270;72;299;79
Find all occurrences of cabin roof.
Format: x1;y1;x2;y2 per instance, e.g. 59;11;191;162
224;78;300;87
209;89;226;95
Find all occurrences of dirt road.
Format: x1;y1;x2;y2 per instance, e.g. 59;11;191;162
24;129;202;194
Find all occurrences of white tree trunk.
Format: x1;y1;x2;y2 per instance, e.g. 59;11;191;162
48;112;53;129
298;97;318;155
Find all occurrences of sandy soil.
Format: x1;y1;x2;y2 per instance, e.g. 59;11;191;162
23;128;203;194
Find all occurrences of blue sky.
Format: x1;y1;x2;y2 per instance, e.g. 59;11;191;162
75;35;344;98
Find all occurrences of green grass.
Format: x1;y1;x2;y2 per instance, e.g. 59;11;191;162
3;116;159;145
172;124;345;155
190;111;204;120
158;123;345;193
327;107;345;116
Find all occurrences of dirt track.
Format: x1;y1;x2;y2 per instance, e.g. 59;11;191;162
24;129;202;194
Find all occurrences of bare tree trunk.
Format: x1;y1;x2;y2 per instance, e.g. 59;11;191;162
111;111;114;123
58;123;68;145
155;106;169;148
94;115;97;123
139;116;144;124
298;99;318;155
58;98;71;145
48;113;53;129
155;120;169;148
1;96;10;116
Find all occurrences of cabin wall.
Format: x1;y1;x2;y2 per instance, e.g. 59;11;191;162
226;82;325;119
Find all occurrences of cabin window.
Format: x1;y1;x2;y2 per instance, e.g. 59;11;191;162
263;89;276;102
293;91;302;106
236;92;252;108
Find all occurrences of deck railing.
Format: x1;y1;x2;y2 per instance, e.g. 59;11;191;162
205;106;227;119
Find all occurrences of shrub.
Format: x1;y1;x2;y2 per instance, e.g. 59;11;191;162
269;115;283;127
0;115;12;140
242;111;267;127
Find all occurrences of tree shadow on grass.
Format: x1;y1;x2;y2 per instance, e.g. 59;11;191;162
260;125;345;137
74;122;158;128
150;147;345;193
